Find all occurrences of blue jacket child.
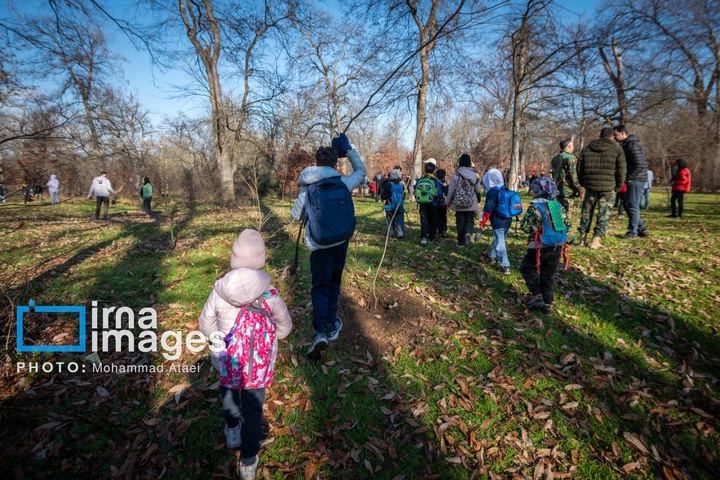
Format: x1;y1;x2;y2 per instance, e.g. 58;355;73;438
479;168;512;273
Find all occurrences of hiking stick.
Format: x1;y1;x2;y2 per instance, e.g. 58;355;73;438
289;218;306;276
372;204;401;310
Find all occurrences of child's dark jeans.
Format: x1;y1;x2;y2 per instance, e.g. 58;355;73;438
221;386;265;458
519;247;562;305
419;203;438;241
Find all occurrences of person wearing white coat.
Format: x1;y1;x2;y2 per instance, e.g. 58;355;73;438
47;175;60;204
197;229;292;479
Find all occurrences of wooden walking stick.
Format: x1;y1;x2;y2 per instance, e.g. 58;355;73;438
289;218;306;276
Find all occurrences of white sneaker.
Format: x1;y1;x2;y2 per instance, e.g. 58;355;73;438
307;331;328;360
225;424;241;448
239;457;258;480
326;317;343;341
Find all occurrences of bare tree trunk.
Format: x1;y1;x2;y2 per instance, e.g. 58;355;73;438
406;0;439;190
507;4;529;191
599;36;628;125
508;90;523;189
411;57;429;188
178;0;235;204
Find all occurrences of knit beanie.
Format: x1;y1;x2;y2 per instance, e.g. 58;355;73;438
388;168;402;180
458;154;472;167
230;229;266;270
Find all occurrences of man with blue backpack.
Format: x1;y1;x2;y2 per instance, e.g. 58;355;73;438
381;168;406;240
414;158;443;246
519;176;570;315
291;133;366;360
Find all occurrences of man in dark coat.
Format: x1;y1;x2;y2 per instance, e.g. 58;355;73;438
614;125;649;239
577;127;626;249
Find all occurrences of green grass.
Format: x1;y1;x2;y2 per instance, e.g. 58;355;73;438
1;191;719;479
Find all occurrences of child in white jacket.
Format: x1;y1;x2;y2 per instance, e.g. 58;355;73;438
198;229;292;480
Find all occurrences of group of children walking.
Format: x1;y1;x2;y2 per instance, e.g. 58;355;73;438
196;135;693;479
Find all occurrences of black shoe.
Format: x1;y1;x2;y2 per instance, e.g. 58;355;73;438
498;266;511;275
666;214;677;218
527;296;545;310
542;304;553;315
638;229;649;238
621;232;638;240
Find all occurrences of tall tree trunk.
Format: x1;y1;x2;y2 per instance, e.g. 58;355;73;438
508;90;523;190
405;0;440;192
508;6;529;191
179;0;236;204
411;52;430;188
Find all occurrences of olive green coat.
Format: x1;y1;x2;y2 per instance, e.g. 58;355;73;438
577;138;626;192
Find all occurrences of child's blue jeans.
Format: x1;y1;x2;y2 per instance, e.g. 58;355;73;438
385;210;405;238
488;227;510;267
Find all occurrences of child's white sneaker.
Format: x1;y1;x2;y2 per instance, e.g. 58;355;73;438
224;424;241;449
239;457;258;480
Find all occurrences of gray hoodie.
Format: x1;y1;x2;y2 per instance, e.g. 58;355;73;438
88;175;116;197
445;166;482;211
291;149;366;251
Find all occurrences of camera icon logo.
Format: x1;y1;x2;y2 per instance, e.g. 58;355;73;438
16;300;86;352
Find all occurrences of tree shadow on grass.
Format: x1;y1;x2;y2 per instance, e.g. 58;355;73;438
479;256;720;479
0;202;209;479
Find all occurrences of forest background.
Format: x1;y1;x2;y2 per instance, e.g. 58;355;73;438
1;0;719;201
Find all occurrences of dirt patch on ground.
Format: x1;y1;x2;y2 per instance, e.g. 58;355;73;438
334;283;438;358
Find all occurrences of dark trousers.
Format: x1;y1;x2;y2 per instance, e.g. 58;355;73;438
419;203;438;241
437;204;447;234
143;197;152;214
671;191;685;217
454;211;475;246
310;241;349;334
95;196;109;219
614;192;627;215
520;247;562;305
221;386;265;459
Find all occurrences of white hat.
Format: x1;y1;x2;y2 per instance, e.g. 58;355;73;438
423;158;437;166
230;229;266;270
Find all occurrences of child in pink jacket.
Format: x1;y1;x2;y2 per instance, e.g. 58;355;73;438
198;229;292;480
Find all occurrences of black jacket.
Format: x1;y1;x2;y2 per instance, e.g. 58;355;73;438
621;134;648;183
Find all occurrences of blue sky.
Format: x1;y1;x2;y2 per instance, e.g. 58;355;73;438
3;0;601;125
120;0;602;124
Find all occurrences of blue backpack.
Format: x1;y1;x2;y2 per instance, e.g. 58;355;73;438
496;186;523;219
306;177;356;245
533;200;567;247
383;181;405;213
